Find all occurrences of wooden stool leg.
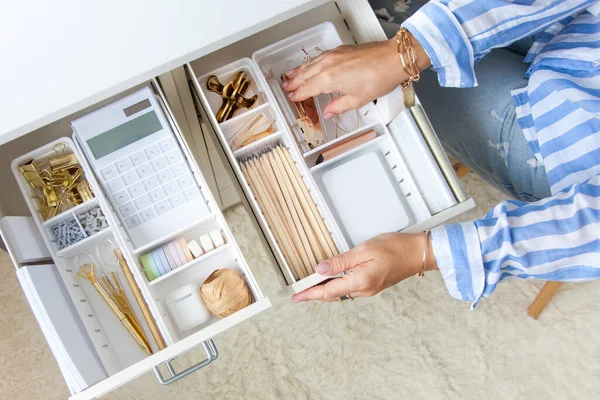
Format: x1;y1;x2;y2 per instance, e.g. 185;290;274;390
528;281;564;319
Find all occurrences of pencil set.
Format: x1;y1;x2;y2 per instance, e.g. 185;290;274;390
239;144;338;280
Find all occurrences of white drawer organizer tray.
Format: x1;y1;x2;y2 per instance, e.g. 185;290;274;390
189;22;461;288
8;82;272;398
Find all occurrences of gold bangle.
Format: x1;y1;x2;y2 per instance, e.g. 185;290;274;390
396;27;420;89
419;229;430;278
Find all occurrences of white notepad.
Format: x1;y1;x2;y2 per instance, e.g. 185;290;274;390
321;152;410;246
17;264;107;393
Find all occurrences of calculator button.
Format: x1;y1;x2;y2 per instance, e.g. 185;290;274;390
148;188;165;203
139;207;156;223
133;195;151;210
182;187;200;201
165;151;182;165
142;176;159;191
177;175;194;189
121;171;139;186
171;163;186;177
162;181;179;194
101;166;117;181
119;202;136;217
127;183;145;199
168;193;186;209
157;169;174;184
130;152;146;166
144;145;161;160
151;157;167;172
125;215;142;229
159;139;176;153
106;177;124;193
136;164;153;179
115;159;132;173
154;200;171;215
112;190;129;206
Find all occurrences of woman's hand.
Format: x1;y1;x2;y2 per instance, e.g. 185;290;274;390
292;232;437;303
281;34;430;118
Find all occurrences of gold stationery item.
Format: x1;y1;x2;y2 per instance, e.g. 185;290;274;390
19;144;95;221
207;71;258;122
229;113;275;150
114;249;166;350
77;262;152;355
76;180;94;202
200;268;253;318
239;144;338;280
49;154;79;171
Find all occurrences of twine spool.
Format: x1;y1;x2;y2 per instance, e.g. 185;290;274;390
200;269;252;318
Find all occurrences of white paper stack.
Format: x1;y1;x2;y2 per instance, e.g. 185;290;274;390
17;264;107;393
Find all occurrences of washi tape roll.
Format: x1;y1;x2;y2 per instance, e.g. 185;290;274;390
167;241;184;268
163;242;179;270
209;229;225;248
142;252;160;281
152;250;167;276
179;238;194;263
187;240;204;258
140;253;156;281
156;247;172;274
200;234;215;252
172;240;188;268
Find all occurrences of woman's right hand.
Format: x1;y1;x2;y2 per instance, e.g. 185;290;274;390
281;33;430;118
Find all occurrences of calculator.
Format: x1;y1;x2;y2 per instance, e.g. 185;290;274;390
72;87;210;249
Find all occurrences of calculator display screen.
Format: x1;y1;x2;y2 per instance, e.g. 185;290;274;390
87;111;163;159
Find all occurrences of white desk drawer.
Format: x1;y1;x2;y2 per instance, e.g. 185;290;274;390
186;6;475;295
1;81;274;400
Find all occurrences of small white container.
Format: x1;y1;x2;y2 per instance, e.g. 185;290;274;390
165;284;212;332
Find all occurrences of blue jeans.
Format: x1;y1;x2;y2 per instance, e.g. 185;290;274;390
415;43;552;202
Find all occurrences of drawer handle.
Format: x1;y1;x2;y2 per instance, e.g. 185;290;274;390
153;339;219;385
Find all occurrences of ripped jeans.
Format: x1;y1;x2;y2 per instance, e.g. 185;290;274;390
415;43;552;202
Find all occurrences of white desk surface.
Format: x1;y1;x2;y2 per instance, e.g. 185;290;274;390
0;0;326;146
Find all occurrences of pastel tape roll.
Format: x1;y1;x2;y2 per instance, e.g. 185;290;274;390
152;250;168;276
200;234;215;252
156;247;172;273
172;240;188;268
141;253;160;281
179;238;194;263
167;241;185;268
187;240;204;258
163;242;179;270
209;230;225;248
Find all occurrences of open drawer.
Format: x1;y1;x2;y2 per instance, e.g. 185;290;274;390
0;2;475;399
186;16;475;294
1;80;274;399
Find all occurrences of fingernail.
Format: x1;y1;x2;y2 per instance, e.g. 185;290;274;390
288;92;294;99
281;81;288;89
286;70;295;77
323;113;333;120
316;261;330;274
292;296;303;303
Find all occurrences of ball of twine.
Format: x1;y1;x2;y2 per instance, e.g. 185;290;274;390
200;269;252;318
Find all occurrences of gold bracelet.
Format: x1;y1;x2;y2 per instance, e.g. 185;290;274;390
396;27;420;89
419;229;430;277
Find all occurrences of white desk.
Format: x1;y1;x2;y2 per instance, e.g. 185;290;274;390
0;0;325;146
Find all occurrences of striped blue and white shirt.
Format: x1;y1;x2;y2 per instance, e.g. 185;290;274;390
403;1;600;307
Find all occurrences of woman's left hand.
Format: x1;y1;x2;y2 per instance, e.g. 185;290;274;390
292;232;437;303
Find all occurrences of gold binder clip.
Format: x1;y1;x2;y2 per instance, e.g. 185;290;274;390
207;71;258;122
